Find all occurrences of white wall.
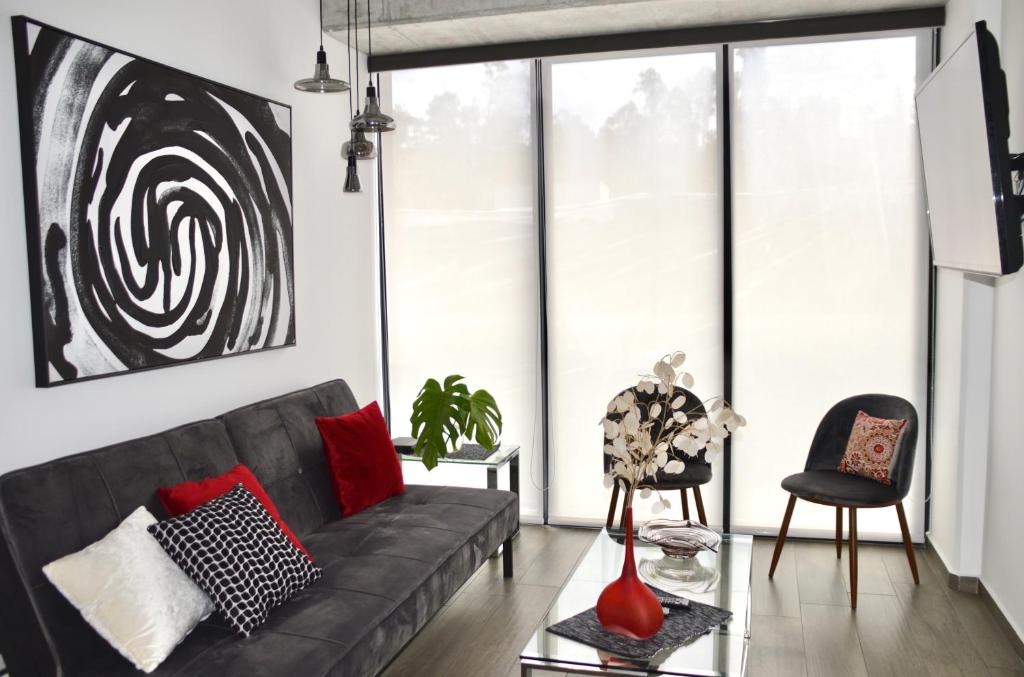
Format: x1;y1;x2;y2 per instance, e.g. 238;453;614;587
928;0;995;576
982;0;1024;643
929;0;1024;643
0;0;380;474
927;268;965;567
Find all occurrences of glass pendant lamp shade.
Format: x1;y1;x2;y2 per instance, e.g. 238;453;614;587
342;128;376;160
350;84;396;133
343;155;362;192
295;48;349;92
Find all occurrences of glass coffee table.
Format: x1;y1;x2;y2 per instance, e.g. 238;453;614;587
519;530;752;676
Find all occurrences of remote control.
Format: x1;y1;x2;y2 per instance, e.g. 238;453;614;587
654;594;690;610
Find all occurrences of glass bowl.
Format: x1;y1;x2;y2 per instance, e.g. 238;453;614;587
638;519;722;559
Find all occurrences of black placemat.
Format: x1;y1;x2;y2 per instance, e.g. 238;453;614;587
392;438;500;460
546;587;732;661
444;443;500;461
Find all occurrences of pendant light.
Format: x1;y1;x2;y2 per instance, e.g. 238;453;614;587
342;0;364;192
342;0;376;161
294;0;349;93
351;0;396;133
343;155;362;192
342;129;377;160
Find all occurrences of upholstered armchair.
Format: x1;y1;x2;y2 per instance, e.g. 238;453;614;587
768;394;920;609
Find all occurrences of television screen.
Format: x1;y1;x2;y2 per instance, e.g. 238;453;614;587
915;20;1022;276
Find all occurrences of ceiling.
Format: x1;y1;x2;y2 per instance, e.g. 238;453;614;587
324;0;944;55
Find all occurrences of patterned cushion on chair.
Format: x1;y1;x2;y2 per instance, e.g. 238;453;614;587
837;411;908;485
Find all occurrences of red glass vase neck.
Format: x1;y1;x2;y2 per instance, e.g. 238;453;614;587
621;508;638;576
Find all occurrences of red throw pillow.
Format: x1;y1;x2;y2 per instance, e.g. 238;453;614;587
837;410;908;486
316;401;405;517
157;464;311;559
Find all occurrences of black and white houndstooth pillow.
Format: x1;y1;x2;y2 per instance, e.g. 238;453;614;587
148;483;321;636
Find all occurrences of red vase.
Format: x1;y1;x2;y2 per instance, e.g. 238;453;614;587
596;507;664;639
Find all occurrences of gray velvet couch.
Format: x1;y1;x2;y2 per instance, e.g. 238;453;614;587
0;380;519;676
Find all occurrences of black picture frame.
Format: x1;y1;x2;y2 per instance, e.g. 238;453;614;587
11;16;296;387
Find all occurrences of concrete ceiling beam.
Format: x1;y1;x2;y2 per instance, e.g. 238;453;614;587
323;0;942;55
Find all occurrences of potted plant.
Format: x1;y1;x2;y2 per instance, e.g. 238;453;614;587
409;375;502;470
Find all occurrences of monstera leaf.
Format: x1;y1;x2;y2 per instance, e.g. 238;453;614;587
464;388;501;450
410;375;502;470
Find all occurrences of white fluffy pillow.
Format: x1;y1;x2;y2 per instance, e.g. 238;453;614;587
43;506;214;673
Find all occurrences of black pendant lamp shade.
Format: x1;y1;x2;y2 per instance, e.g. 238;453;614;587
350;0;396;133
294;49;349;93
343;128;376;160
343;155;362;192
294;0;349;93
350;84;395;133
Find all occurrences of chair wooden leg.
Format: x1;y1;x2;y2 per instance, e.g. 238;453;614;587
693;486;708;526
680;489;691;521
606;482;620;529
769;495;797;578
836;507;843;559
895;501;920;584
849;507;858;610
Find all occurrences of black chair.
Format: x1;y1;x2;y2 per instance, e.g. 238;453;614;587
604;386;713;528
768;394;920;609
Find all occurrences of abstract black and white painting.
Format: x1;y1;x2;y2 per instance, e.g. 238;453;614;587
12;17;295;387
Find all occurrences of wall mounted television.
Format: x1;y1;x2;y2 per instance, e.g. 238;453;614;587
915;20;1023;276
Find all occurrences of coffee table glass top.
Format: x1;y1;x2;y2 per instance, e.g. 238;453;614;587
520;530;752;676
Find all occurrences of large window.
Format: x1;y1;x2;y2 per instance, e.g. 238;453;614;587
729;36;929;539
545;51;723;525
382;61;544;520
380;32;930;540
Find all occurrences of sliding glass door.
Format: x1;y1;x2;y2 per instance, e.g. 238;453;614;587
544;50;724;526
382;61;543;520
729;35;930;540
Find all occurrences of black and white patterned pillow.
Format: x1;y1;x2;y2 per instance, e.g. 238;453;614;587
148;483;321;636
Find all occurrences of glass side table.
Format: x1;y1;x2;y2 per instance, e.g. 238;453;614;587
392;437;520;496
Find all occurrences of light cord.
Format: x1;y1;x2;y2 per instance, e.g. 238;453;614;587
354;0;360;103
346;0;353;116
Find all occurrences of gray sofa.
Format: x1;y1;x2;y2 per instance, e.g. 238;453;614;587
0;380;518;676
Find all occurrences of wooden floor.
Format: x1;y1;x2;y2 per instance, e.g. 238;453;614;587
380;526;1024;677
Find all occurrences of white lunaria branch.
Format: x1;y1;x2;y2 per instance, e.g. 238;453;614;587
601;351;745;512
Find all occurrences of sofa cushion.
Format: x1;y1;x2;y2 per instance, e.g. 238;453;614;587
149;485;322;636
316;401;405;517
42;506;214;673
158;464;311;558
219;381;360;539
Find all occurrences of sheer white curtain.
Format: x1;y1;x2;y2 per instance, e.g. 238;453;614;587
382;61;543;520
729;35;930;540
544;51;724;526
